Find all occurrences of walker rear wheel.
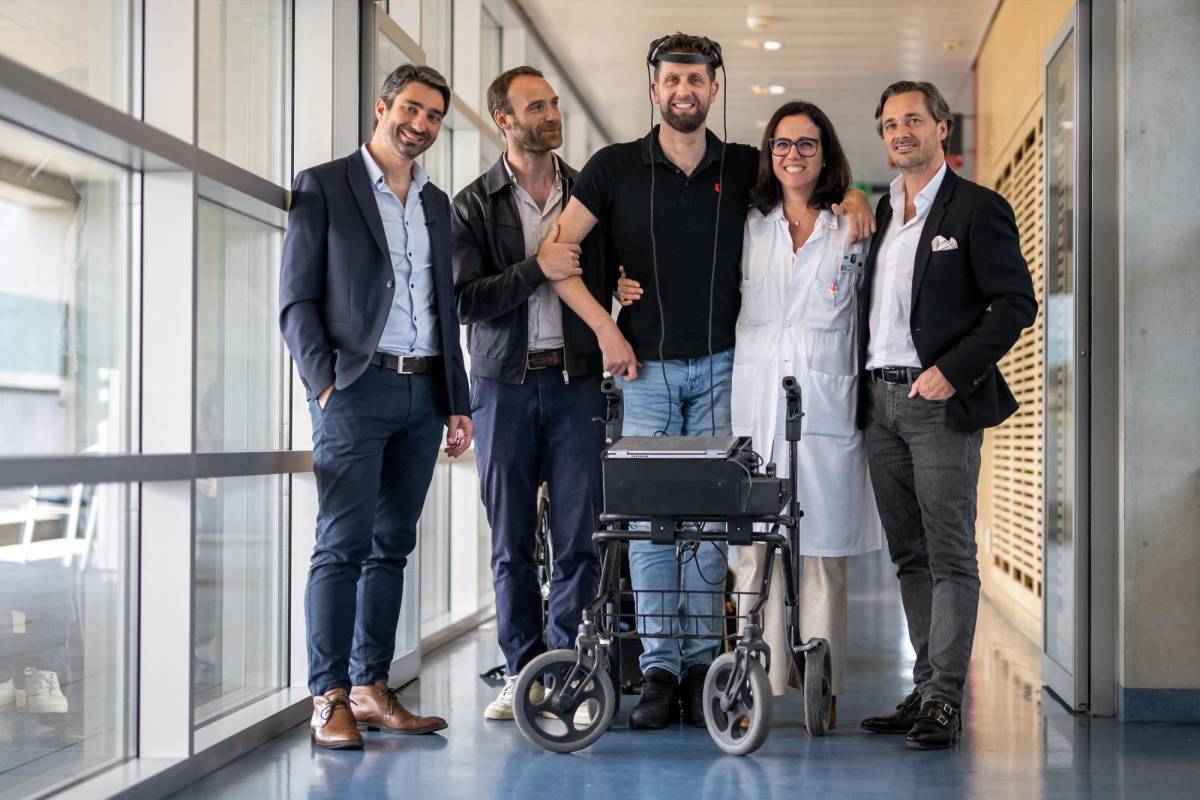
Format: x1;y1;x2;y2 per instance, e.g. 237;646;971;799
802;638;832;736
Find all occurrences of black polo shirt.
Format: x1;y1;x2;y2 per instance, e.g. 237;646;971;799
572;126;759;361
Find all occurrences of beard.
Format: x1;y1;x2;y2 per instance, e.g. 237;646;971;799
660;97;710;134
890;137;935;170
384;121;434;160
510;120;562;154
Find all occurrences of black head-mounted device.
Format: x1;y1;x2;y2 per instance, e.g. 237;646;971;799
645;35;724;70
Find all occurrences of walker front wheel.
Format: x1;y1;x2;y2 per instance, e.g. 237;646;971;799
702;651;773;756
513;648;615;753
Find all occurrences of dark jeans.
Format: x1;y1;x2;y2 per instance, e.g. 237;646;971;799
864;378;983;707
471;369;604;675
305;366;443;696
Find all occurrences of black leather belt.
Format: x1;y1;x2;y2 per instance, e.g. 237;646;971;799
526;348;564;370
371;352;437;374
868;366;924;385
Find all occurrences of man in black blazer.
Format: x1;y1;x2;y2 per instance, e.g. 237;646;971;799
856;81;1037;749
280;64;472;750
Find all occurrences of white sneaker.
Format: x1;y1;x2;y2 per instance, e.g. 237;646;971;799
24;669;68;714
485;676;545;720
0;678;14;709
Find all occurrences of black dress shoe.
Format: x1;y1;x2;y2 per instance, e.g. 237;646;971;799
861;689;922;734
679;664;708;728
905;699;961;750
629;668;679;729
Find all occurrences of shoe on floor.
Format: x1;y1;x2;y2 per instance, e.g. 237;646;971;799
861;689;921;734
905;699;961;750
629;667;679;730
484;675;545;720
679;664;709;728
310;688;363;749
350;680;446;734
24;669;68;714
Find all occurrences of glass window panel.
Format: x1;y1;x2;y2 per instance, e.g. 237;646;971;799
423;130;452;192
197;0;291;184
421;0;454;83
479;8;502;114
418;464;451;634
194;474;285;725
1044;30;1077;674
196;200;286;453
0;482;130;799
0;1;130;111
0;122;129;457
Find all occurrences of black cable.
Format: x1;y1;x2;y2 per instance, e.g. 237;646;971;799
706;62;728;436
645;62;673;437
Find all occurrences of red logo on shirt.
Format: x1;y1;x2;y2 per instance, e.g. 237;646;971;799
714;182;721;193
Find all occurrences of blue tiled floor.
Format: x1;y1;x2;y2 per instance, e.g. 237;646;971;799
170;552;1200;799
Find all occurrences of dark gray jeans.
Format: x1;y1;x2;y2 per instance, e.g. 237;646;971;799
864;378;983;707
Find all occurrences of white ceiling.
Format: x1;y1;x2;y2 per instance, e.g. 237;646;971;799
517;0;996;186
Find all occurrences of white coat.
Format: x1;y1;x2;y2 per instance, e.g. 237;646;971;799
731;206;883;557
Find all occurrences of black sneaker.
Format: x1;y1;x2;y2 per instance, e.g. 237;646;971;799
905;699;961;750
679;664;709;728
628;668;679;730
861;689;922;734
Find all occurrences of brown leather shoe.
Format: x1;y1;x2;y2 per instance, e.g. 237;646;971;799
349;680;447;735
311;689;364;749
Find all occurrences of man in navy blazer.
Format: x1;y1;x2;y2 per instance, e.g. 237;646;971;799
280;64;471;750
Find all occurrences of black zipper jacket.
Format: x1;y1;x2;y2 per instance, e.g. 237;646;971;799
451;154;617;383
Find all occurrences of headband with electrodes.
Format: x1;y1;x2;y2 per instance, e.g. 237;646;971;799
641;34;728;437
645;35;724;69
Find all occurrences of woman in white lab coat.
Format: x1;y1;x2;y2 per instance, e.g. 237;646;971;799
730;101;883;723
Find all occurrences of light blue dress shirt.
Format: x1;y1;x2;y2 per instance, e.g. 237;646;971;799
361;144;440;356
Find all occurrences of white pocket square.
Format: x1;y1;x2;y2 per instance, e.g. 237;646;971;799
931;235;958;252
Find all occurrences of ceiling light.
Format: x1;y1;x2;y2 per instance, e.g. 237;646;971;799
746;10;774;31
751;85;770;95
768;85;785;95
763;40;782;51
741;39;762;49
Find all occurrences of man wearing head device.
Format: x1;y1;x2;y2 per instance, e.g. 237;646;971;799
546;32;875;730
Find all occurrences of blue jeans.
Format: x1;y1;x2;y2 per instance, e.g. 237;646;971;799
305;367;444;695
616;350;732;677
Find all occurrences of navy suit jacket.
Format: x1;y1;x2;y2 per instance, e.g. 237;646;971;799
279;149;470;418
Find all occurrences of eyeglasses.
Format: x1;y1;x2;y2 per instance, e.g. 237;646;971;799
768;137;819;157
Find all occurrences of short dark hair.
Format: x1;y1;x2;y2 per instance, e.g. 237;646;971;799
486;66;545;122
651;32;717;81
750;101;852;215
874;80;953;149
380;64;451;115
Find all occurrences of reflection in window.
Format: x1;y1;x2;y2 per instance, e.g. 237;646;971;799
194;475;286;725
198;0;291;184
0;122;128;457
0;482;130;798
0;0;131;111
196;200;286;453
